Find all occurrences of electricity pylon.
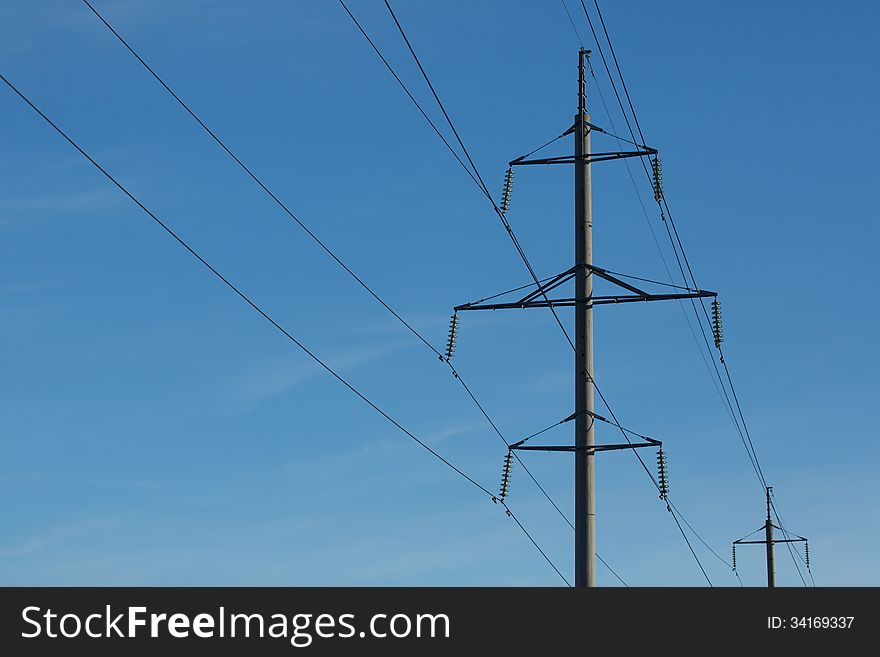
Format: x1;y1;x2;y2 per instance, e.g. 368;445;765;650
447;49;716;587
733;487;811;587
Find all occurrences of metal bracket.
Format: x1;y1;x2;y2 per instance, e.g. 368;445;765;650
508;409;660;454
733;538;806;545
734;524;808;546
511;440;658;454
510;148;657;167
455;263;716;313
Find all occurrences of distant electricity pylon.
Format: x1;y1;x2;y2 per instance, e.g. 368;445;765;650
733;487;811;587
448;49;717;587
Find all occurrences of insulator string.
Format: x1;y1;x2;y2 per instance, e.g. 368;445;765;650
499;451;514;501
445;312;460;361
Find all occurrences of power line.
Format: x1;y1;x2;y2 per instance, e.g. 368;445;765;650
717;354;767;487
0;71;489;499
379;0;585;364
585;59;731;422
584;0;768;490
503;413;629;587
577;0;768;493
668;505;712;586
334;0;484;193
589;414;725;586
80;0;440;361
333;0;623;558
502;503;571;586
378;0;572;329
334;3;593;545
559;0;585;48
668;500;739;577
597;554;628;587
772;513;809;587
382;0;494;200
586;0;775;499
577;1;640;164
337;0;628;582
582;0;809;585
589;401;716;585
83;0;606;582
590;0;648;145
451;371;575;535
0;71;570;586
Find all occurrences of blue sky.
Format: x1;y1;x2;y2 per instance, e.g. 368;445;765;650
1;0;877;586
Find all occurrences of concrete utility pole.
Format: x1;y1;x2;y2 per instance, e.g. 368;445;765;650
765;486;776;588
574;47;595;588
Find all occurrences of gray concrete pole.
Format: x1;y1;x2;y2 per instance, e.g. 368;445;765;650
766;487;776;587
575;48;596;588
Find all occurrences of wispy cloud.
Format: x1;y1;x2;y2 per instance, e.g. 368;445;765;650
522;370;571;395
0;517;124;560
0;281;47;297
276;523;523;585
422;421;486;444
0;474;168;490
0;302;56;338
222;342;407;415
0;188;121;220
344;311;448;343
